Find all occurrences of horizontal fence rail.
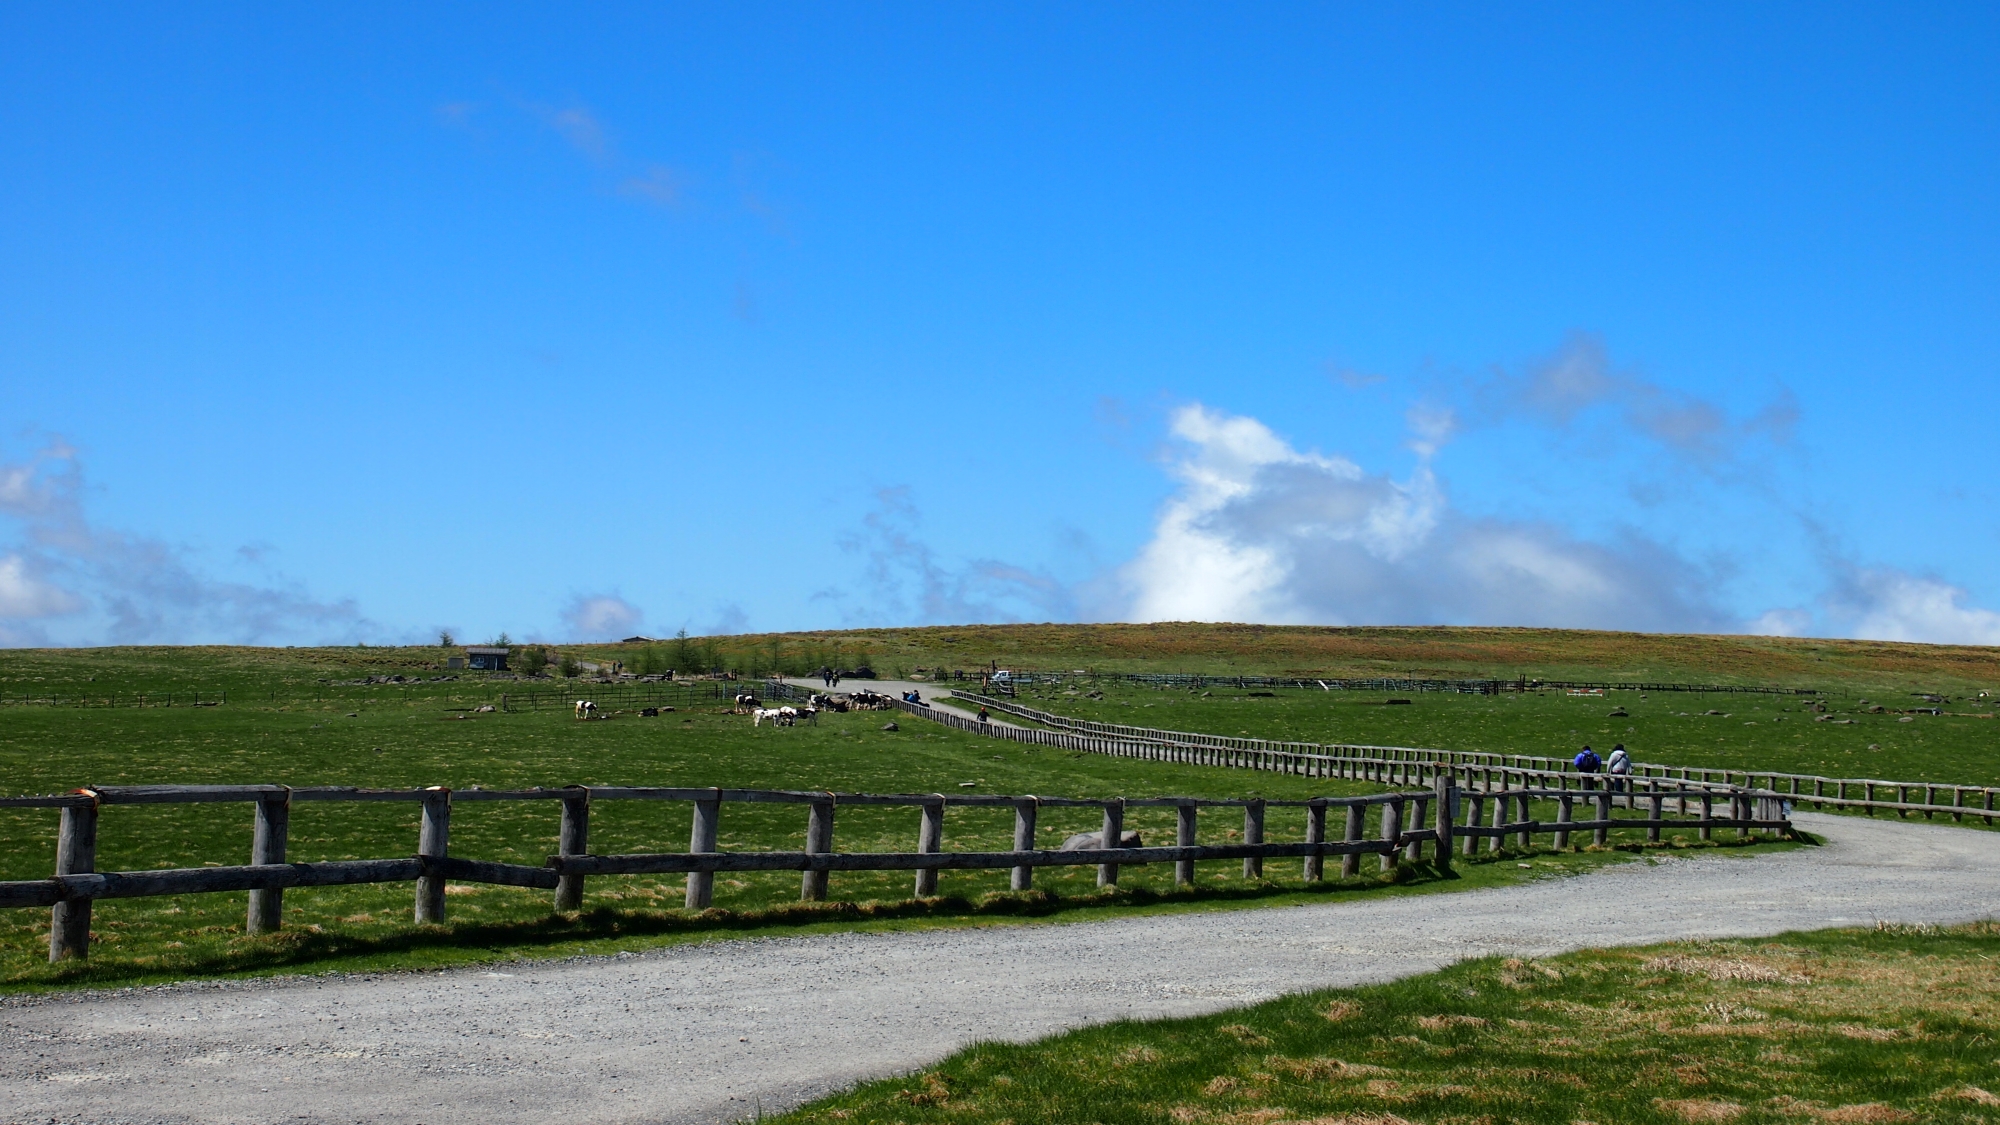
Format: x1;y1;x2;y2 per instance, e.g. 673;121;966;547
928;687;1996;826
1;765;1788;964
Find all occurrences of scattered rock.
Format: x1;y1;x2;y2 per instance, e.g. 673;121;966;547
1608;708;1629;718
1386;699;1413;706
881;721;899;732
1867;743;1881;750
475;704;495;713
1898;716;1915;723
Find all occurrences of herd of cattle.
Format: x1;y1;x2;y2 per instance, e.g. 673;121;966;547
566;689;900;727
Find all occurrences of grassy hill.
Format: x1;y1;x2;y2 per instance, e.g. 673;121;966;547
3;624;1997;697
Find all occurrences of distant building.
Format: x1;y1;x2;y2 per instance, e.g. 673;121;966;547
446;656;464;670
464;646;510;671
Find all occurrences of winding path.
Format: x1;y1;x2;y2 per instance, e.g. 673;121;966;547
3;811;1997;1124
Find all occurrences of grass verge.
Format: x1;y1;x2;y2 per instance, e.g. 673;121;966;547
776;921;2000;1125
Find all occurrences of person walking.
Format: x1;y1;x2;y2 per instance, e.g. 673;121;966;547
1607;744;1632;793
1573;744;1602;776
977;705;990;724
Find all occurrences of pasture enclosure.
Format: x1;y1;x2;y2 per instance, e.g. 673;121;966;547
939;687;2000;824
3;758;1787;963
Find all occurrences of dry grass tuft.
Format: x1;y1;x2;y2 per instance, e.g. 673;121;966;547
1641;955;1809;984
1941;1086;2000;1106
893;1071;951;1106
1220;1023;1273;1046
1321;1000;1360;1022
1264;1056;1392;1080
1812;1105;1917;1123
1653;1098;1745;1121
1416;1014;1489;1031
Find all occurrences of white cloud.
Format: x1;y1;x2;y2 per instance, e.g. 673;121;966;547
0;439;368;646
561;594;644;640
1119;403;1732;631
0;554;81;618
1744;608;1814;637
1830;569;2000;646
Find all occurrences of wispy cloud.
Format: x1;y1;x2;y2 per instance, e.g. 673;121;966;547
1470;331;1796;466
561;593;643;640
0;439;371;646
836;487;1075;626
535;103;611;161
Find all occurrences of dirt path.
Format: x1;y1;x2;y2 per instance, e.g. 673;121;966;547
4;811;1997;1124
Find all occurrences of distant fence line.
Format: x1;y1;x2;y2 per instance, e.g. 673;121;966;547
929;687;1996;825
962;670;1832;697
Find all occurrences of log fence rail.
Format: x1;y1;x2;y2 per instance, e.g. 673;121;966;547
0;771;1785;965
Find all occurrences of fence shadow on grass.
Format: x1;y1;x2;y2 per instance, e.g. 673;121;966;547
9;835;1782;992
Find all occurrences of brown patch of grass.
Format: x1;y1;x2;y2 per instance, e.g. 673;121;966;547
1416;1014;1489;1031
1321;1000;1360;1022
1653;1098;1744;1121
1265;1057;1392;1080
1220;1023;1273;1047
1813;1105;1917;1123
1642;954;1812;984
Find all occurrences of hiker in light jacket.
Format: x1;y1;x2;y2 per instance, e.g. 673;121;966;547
1607;744;1632;792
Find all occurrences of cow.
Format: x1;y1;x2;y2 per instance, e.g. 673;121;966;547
753;707;790;727
734;693;761;714
573;700;598;720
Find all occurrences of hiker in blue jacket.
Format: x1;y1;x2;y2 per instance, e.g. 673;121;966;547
1574;745;1602;776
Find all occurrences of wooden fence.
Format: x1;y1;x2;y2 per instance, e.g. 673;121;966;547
936;688;1995;824
0;765;1787;965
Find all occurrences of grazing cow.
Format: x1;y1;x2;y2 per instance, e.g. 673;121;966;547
753;707;790;727
734;693;761;714
574;700;598;720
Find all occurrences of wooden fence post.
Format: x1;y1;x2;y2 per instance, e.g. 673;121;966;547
1516;792;1533;849
686;789;720;909
1405;796;1428;861
554;787;591;911
1736;793;1751;839
1699;793;1714;841
914;796;944;897
49;793;99;963
1594;788;1611;848
802;795;834;901
1433;777;1454;869
247;789;290;934
1242;799;1265;879
1554;793;1573;849
1011;798;1037;891
1340;803;1363;878
414;787;451;925
1648;785;1663;844
1099;798;1124;886
1379;798;1403;873
1303;800;1325;881
1176;802;1198;886
1462;794;1482;857
1490;790;1506;853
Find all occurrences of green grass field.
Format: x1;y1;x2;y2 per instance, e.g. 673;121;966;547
776;923;2000;1125
4;620;1980;988
0;674;1781;990
1005;680;2000;788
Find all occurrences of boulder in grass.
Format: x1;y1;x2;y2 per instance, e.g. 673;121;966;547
882;721;899;732
1059;830;1144;851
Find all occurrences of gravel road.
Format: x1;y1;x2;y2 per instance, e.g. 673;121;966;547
4;811;1997;1125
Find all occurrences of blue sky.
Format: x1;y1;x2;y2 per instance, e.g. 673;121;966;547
3;3;1998;647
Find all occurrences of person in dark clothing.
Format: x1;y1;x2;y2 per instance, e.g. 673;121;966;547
977;706;990;724
1574;745;1602;774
